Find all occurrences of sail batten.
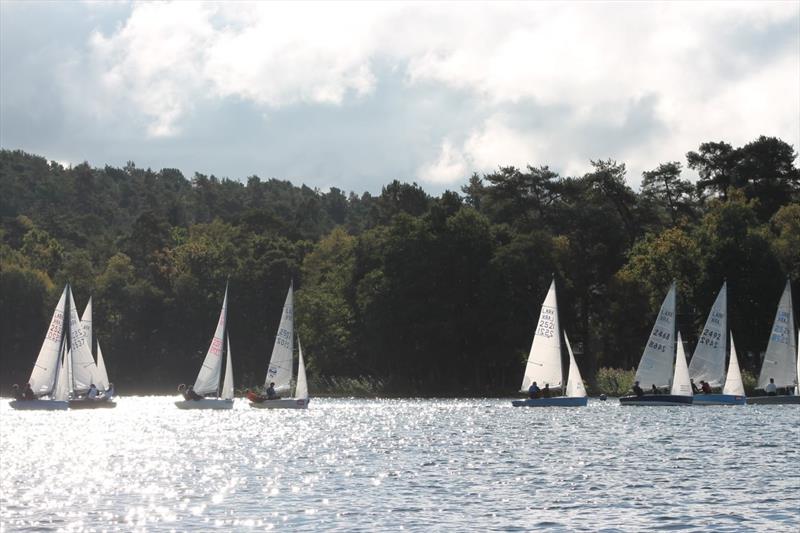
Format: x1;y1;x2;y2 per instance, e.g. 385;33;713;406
520;280;563;391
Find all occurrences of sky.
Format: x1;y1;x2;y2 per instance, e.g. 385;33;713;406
1;1;798;194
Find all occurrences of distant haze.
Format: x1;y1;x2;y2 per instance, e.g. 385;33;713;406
1;1;798;193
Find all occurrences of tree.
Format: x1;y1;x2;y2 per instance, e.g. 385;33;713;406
640;162;696;226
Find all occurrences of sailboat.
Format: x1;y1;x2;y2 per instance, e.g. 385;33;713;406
511;279;588;407
248;283;310;409
620;283;693;405
69;296;116;409
175;285;235;409
750;279;799;405
689;282;746;405
10;285;71;410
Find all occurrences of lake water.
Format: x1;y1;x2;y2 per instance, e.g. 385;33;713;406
1;397;798;531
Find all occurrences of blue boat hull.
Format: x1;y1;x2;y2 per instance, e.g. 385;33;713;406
619;395;693;406
9;400;69;410
511;397;588;407
693;394;746;405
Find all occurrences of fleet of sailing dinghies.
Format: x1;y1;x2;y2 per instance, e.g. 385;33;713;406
248;283;310;409
175;284;235;410
512;279;588;407
10;284;115;410
750;279;799;405
689;282;746;405
620;283;693;406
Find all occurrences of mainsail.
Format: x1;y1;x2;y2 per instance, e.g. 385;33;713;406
635;283;677;389
81;297;109;390
68;288;99;392
52;344;71;401
689;282;727;387
671;332;692;396
29;286;68;395
564;331;586;398
194;285;228;396
757;280;796;389
520;280;563;391
265;284;295;393
723;333;745;396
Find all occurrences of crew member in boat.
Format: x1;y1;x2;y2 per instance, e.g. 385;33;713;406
651;384;659;395
542;384;551;398
87;383;99;400
12;384;23;401
186;385;202;400
528;381;541;399
178;384;191;401
103;382;115;398
765;378;778;396
690;379;701;394
23;383;36;400
700;380;712;394
266;382;279;400
632;381;644;397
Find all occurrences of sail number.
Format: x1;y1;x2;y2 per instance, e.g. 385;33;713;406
46;311;64;342
535;307;556;338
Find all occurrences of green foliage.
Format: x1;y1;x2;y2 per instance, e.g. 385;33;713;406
593;367;637;396
0;136;797;395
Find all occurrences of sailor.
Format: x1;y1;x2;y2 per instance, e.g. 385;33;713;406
178;384;191;400
765;378;778;396
700;381;712;394
632;381;644;397
23;383;36;400
87;383;99;399
690;379;701;394
12;384;23;401
187;385;202;401
103;382;115;398
266;382;278;400
542;383;551;398
528;381;541;399
651;384;659;395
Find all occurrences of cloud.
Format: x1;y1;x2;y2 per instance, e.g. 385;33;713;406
2;1;798;192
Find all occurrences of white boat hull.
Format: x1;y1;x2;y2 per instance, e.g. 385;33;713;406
249;398;309;410
175;399;234;410
9;400;69;410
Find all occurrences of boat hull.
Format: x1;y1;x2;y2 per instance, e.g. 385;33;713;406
747;395;800;405
619;395;693;406
9;400;69;410
68;397;117;409
693;394;746;405
174;399;234;410
511;397;588;407
249;398;309;410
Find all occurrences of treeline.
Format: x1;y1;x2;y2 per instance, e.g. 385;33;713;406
0;136;798;395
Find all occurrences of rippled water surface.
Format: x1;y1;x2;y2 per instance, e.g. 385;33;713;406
1;397;798;531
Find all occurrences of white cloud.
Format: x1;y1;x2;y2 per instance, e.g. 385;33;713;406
417;139;468;185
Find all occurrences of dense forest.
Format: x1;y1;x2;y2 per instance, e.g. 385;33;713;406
1;136;798;395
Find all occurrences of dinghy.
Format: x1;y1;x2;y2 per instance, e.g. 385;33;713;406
689;282;746;405
249;283;310;410
10;285;71;410
750;279;799;404
620;283;693;406
512;279;588;407
69;297;116;409
175;285;234;409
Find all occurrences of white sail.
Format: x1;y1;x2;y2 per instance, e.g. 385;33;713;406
758;280;796;389
564;331;586;398
68;288;99;392
29;286;68;395
295;337;309;400
723;332;745;396
635;283;677;389
796;330;800;393
520;280;563;391
95;341;109;390
80;297;92;353
265;284;294;393
689;282;727;387
194;286;228;396
671;332;692;396
52;345;71;401
221;335;234;400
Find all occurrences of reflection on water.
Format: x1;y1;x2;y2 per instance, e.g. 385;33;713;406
1;397;798;531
